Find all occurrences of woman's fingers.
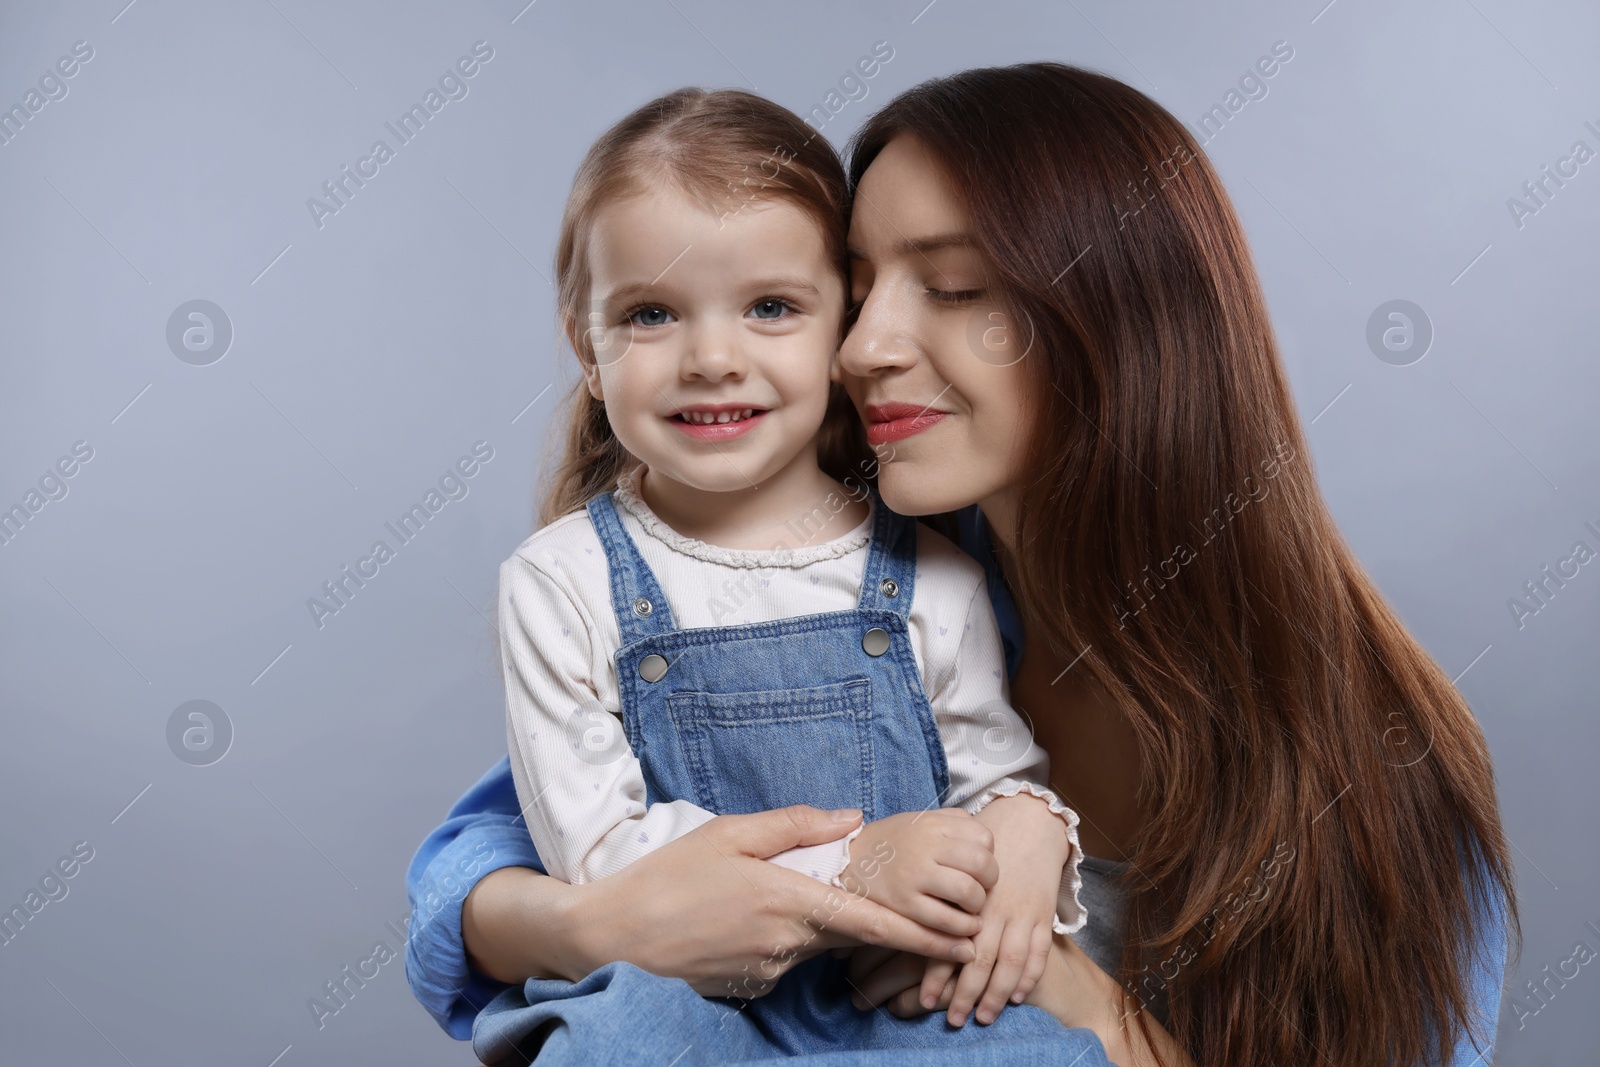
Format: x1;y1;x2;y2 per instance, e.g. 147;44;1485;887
809;887;976;963
846;950;926;1009
705;805;863;858
845;945;897;984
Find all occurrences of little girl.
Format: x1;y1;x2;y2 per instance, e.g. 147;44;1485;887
489;87;1085;1059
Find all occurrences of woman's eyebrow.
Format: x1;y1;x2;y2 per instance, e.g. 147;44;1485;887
847;232;978;260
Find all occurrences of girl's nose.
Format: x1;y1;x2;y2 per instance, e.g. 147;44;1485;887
680;321;746;382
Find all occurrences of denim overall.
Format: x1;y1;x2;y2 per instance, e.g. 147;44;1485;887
471;491;1106;1066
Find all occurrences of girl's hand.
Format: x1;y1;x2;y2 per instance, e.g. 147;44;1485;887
943;793;1070;1026
565;805;979;996
839;808;1001;938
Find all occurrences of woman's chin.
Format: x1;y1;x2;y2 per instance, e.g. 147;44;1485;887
874;465;973;517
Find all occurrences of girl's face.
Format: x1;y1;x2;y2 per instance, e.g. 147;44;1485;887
838;135;1035;530
582;185;845;496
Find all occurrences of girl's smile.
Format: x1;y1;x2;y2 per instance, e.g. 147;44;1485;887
668;404;769;441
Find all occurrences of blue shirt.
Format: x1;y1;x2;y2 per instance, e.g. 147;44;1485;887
405;505;1507;1062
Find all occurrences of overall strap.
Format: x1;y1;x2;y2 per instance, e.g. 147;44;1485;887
856;491;917;619
585;492;678;643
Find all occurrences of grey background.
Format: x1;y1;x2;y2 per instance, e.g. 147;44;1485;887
1;0;1595;1063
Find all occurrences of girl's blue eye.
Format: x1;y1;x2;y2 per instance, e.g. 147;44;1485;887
750;298;792;320
628;306;673;328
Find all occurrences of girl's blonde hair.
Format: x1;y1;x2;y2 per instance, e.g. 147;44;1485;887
541;88;868;525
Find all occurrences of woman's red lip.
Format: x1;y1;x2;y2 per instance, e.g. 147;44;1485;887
864;403;947;445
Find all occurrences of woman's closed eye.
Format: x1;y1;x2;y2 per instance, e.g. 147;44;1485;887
926;287;983;306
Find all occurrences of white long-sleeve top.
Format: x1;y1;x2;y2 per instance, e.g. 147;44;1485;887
500;467;1085;933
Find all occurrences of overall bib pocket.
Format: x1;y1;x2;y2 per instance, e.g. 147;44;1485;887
666;677;874;816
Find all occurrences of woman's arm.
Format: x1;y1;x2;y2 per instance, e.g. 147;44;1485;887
464;803;983;998
404;755;546;1038
1023;935;1194;1067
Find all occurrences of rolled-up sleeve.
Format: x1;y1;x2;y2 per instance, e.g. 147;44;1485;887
405;755;545;1039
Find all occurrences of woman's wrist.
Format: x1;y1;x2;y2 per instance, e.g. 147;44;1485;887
1027;934;1132;1058
560;870;630;981
462;865;592;984
1034;934;1118;1024
1029;935;1193;1067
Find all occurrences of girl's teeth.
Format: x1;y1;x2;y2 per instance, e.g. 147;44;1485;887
683;409;757;424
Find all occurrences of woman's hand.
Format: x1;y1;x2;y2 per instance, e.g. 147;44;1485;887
462;804;979;998
846;946;932;1013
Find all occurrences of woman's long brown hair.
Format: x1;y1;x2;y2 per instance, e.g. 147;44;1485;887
540;87;866;525
848;63;1517;1065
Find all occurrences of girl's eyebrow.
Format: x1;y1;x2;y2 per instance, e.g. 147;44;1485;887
747;276;824;295
603;276;822;304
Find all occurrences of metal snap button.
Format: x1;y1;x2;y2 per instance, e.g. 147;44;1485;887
633;597;653;617
879;578;899;598
638;654;669;682
862;627;890;657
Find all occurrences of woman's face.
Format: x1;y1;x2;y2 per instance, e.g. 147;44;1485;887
837;134;1035;529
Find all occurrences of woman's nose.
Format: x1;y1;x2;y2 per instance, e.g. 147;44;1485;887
838;285;919;377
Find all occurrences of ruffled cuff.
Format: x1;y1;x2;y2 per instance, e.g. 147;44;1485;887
768;827;861;885
969;779;1088;935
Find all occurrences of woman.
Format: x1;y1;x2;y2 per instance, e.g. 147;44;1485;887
408;63;1515;1066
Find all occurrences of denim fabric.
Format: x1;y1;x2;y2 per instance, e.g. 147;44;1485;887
470;491;1091;1064
474;960;1110;1067
588;491;949;822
